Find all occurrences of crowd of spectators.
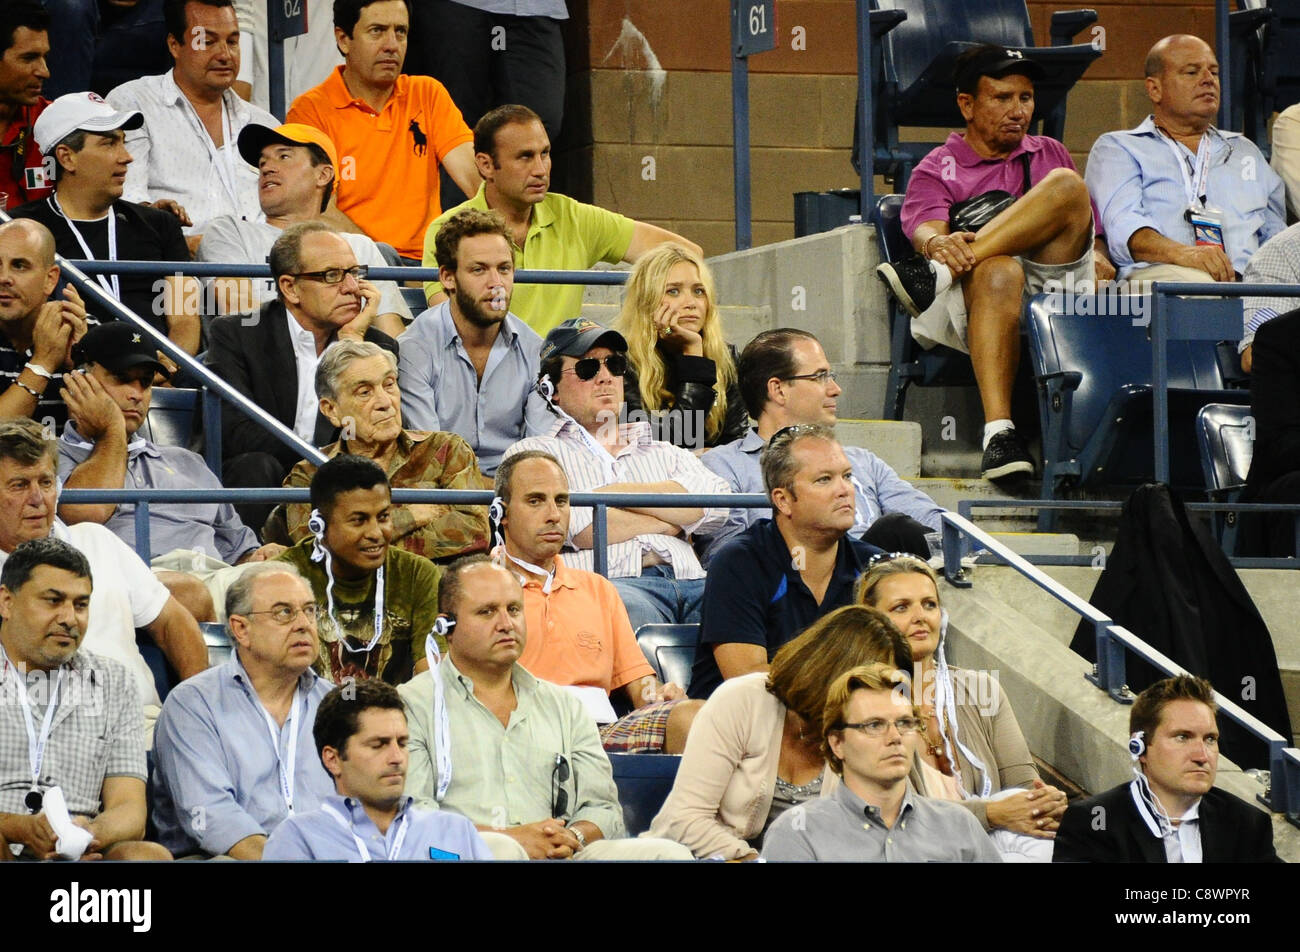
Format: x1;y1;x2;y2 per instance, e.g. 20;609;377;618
0;0;1287;866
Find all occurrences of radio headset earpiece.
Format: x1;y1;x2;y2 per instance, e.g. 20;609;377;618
307;508;327;560
1128;731;1146;760
432;614;456;638
488;497;505;524
536;372;558;415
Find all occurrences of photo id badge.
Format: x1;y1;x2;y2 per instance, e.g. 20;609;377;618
1187;204;1225;251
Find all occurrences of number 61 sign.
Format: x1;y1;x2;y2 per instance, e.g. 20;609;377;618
734;0;775;57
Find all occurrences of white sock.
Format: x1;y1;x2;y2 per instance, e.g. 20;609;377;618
982;419;1014;450
929;258;953;295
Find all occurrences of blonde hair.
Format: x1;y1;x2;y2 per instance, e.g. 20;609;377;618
855;554;941;608
822;663;917;775
614;243;736;441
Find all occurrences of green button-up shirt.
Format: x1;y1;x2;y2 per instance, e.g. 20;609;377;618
399;657;626;838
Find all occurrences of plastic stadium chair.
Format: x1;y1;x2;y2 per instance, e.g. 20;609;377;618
401;286;428;315
634;624;698;695
875;194;976;419
1196;403;1256;554
1027;293;1248;529
858;0;1102;190
607;752;682;837
139;386;198;449
201;622;235;668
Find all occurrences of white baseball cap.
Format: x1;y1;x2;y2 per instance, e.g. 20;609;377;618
33;92;143;155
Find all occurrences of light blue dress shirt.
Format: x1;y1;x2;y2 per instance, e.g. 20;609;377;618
398;301;552;474
151;655;336;856
263;794;493;861
699;428;946;564
1086;116;1286;278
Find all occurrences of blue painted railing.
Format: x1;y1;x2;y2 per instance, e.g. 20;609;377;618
938;508;1300;823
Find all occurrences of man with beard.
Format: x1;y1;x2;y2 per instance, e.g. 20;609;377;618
398;207;549;475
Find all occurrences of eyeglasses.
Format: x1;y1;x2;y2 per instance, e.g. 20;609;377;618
291;265;369;285
783;369;837;386
551;754;570;819
561;353;628;380
837;717;923;737
241;603;319;625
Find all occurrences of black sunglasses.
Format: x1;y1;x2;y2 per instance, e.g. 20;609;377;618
551;754;570;819
562;353;628;381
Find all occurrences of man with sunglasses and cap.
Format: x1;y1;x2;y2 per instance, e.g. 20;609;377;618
11;90;200;355
503;317;730;635
195;121;410;338
398;206;550;476
689;423;887;701
55;321;282;623
876;44;1109;485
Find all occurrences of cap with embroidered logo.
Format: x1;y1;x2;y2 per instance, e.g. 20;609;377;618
32;92;143;156
71;322;167;378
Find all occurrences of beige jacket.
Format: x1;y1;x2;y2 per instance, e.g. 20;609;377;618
646;673;837;860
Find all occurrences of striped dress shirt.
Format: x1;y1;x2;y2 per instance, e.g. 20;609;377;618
504;417;730;579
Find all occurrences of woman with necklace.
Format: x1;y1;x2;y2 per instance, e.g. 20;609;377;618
857;554;1068;859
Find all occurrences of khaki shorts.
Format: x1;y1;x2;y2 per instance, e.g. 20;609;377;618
910;240;1095;354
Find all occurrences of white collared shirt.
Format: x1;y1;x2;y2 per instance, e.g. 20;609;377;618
106;70;278;234
1130;779;1203;863
285;310;322;442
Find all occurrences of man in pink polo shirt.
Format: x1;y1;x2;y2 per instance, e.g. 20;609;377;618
876;45;1114;485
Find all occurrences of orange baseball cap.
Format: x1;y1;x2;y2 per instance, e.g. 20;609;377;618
236;122;339;170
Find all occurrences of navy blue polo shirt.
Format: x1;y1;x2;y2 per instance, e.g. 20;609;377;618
688;518;883;699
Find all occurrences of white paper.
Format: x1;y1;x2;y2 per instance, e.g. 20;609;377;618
43;786;93;860
560;685;619;724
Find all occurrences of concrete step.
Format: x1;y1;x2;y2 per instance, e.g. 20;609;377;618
835;419;922;479
985;531;1079;557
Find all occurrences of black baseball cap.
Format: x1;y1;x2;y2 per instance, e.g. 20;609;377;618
72;322;168;377
539;318;627;363
953;45;1046;93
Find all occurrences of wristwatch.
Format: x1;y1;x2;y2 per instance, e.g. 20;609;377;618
571;826;587;851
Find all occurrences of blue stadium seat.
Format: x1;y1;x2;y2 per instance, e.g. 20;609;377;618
874;194;976;419
135;628;176;702
1027;293;1248;528
401;286;428;315
607;752;681;837
139;387;198;449
859;0;1102;189
634;624;697;694
1196;403;1256;554
201;622;234;668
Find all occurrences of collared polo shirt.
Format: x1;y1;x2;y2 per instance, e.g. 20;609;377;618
0;97;52;208
689;518;881;700
421;185;636;335
761;782;1002;862
288;68;473;258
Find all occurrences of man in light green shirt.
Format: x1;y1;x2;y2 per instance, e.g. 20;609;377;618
399;555;692;860
421;104;702;335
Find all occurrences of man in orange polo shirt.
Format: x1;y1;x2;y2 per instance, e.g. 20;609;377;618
287;0;480;262
494;448;702;754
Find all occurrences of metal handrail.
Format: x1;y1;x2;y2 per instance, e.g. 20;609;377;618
938;508;1300;819
75;261;630;286
59;487;771;579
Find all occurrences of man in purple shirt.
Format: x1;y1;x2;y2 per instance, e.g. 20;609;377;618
876;45;1114;485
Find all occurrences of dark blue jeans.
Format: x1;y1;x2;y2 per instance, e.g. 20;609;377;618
612;564;706;635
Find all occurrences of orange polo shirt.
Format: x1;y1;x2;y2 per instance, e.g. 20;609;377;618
516;555;656;695
287;67;472;258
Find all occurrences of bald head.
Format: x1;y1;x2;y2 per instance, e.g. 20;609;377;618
1143;34;1219;133
0;218;55;269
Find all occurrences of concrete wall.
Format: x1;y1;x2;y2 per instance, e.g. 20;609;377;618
556;0;1223;256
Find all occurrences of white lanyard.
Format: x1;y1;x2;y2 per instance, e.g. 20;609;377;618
256;686;302;814
1160;129;1213;209
48;194;119;301
506;552;555;594
0;646;65;796
424;635;452;801
336;566;385;654
563;416;619;484
322;802;410;862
